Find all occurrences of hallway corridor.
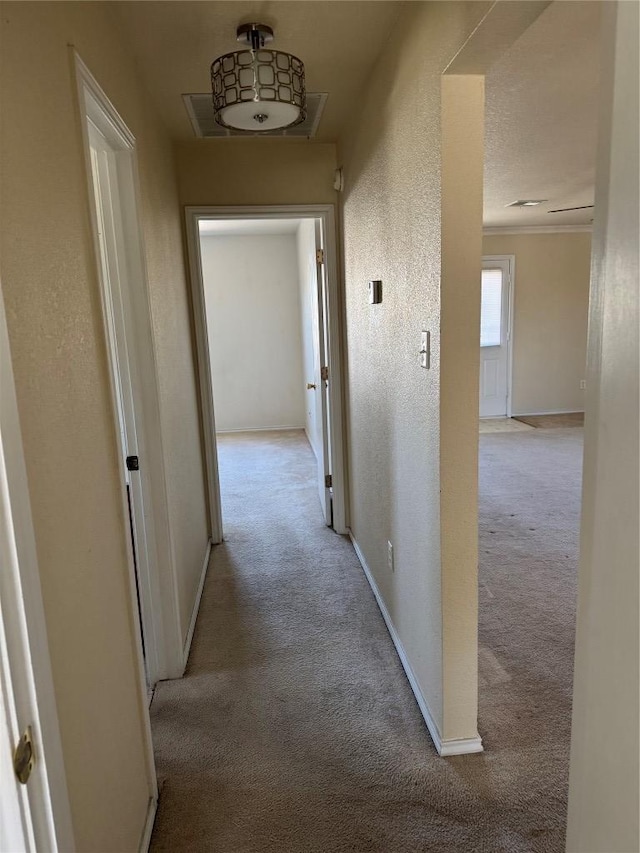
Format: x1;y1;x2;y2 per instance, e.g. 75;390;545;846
149;429;580;852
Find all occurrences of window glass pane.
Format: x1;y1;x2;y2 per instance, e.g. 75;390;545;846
481;269;503;347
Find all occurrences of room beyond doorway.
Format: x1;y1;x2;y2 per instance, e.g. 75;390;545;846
184;205;347;538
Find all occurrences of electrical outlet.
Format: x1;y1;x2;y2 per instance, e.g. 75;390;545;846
387;540;394;573
580;379;587;390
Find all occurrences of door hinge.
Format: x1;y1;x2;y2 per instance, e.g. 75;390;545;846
316;249;324;264
13;726;35;785
320;365;329;382
325;474;332;489
126;455;139;471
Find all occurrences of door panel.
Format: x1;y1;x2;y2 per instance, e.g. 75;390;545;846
480;258;512;418
313;221;332;525
89;124;157;686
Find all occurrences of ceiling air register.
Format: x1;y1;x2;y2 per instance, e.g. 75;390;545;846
211;23;306;132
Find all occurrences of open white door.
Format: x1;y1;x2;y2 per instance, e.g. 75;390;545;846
479;257;513;418
313;221;333;526
0;281;74;852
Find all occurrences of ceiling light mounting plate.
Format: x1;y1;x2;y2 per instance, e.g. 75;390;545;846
236;23;274;48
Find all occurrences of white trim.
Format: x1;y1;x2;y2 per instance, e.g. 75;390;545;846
74;51;184;682
483;225;593;236
512;409;585;417
216;425;306;435
349;533;483;757
138;796;157;853
184;204;348;537
183;540;212;669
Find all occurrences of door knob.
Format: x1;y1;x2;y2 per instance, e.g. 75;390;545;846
307;383;316;390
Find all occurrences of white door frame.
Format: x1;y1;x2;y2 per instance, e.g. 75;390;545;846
481;254;515;418
0;277;75;851
74;51;184;686
184;204;347;536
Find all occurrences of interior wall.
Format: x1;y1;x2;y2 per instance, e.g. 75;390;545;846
201;233;305;432
297;220;322;457
0;3;207;850
566;1;639;850
482;231;592;415
338;1;491;746
176;140;338;207
440;74;484;742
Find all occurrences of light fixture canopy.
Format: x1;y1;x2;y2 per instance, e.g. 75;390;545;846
211;23;306;132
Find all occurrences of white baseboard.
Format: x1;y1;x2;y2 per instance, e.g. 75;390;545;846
182;539;212;670
348;532;483;758
139;796;157;853
512;409;585;417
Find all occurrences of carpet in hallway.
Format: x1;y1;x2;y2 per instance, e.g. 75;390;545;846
149;428;582;852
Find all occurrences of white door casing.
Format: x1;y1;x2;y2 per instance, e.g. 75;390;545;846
479;256;514;418
0;277;75;852
74;52;185;687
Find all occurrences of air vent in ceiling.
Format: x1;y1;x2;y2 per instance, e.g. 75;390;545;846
182;92;328;139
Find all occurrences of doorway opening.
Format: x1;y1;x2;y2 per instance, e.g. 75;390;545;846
185;206;347;540
475;0;597;844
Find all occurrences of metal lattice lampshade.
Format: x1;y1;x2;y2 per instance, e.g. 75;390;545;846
211;24;306;132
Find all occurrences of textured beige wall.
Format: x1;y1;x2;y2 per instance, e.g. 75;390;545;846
339;1;490;741
140;137;209;648
440;75;484;741
201;234;305;431
176;140;338;206
483;232;591;415
0;2;207;849
566;1;639;850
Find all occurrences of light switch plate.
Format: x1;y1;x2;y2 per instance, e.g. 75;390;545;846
420;330;430;369
369;280;382;304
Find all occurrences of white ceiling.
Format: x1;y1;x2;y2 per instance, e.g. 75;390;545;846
484;1;602;228
198;218;301;237
113;1;404;142
112;1;602;229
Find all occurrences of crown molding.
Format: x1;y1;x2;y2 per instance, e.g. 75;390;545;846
483;224;593;236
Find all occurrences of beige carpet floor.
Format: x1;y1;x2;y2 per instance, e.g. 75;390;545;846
149;428;583;853
479;418;534;434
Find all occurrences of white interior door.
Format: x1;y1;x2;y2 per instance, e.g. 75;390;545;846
88;123;159;687
480;257;512;418
313;221;333;525
0;280;74;852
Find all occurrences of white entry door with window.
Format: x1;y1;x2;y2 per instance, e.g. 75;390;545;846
480;256;513;418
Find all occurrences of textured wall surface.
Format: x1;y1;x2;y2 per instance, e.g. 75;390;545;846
339;2;490;739
567;2;639;850
201;234;305;432
483;232;592;415
440;74;484;741
176;140;338;207
0;2;207;849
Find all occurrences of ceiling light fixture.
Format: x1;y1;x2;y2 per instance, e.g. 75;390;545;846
211;23;306;132
506;199;548;208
